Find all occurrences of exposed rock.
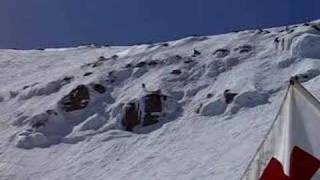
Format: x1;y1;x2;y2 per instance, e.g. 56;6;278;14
184;59;194;64
235;45;253;53
135;61;146;68
92;61;103;68
195;103;203;114
121;91;167;131
92;84;106;94
23;85;30;90
142;113;159;126
207;93;213;98
263;30;271;34
274;37;280;45
147;60;159;66
192;49;201;57
83;72;93;77
224;89;238;104
122;103;140;131
303;22;311;26
174;55;182;60
213;49;230;58
171;69;182;75
295;69;320;83
46;110;58;116
111;55;119;60
256;29;264;34
81;63;93;68
161;43;169;47
21;83;39;91
31;118;48;129
28;113;50;129
98;56;108;61
144;93;163;113
311;24;320;32
61;85;90;112
287;29;295;34
106;78;115;84
125;63;132;68
63;76;74;83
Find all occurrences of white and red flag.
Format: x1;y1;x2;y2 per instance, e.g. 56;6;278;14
242;79;320;180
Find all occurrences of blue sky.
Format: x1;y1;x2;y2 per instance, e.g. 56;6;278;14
0;0;319;49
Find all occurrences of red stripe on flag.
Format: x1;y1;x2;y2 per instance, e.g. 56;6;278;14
261;146;320;180
260;158;289;180
290;146;320;180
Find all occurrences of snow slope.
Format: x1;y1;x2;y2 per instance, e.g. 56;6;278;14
1;21;320;180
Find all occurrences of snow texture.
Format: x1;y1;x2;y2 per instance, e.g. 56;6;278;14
1;20;320;180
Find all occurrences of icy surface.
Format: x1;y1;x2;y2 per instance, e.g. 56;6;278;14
1;21;320;179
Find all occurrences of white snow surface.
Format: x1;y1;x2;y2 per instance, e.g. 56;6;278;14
1;21;320;180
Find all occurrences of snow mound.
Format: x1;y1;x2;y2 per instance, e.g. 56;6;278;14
291;33;320;59
200;98;226;116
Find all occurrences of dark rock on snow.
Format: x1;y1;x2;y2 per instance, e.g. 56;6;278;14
92;84;106;94
122;103;140;131
135;62;146;68
83;72;93;77
121;91;166;131
147;60;159;66
171;69;182;75
192;49;201;57
213;49;230;58
224;89;238;104
61;85;90;112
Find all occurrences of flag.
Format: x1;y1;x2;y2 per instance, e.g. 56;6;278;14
241;78;320;180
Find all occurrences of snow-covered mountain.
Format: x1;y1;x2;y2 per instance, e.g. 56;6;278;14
1;20;320;180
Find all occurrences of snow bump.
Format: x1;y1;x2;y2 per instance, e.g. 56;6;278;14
291;33;320;59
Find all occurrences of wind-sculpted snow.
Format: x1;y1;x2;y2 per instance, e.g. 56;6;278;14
291;33;320;59
1;20;320;180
